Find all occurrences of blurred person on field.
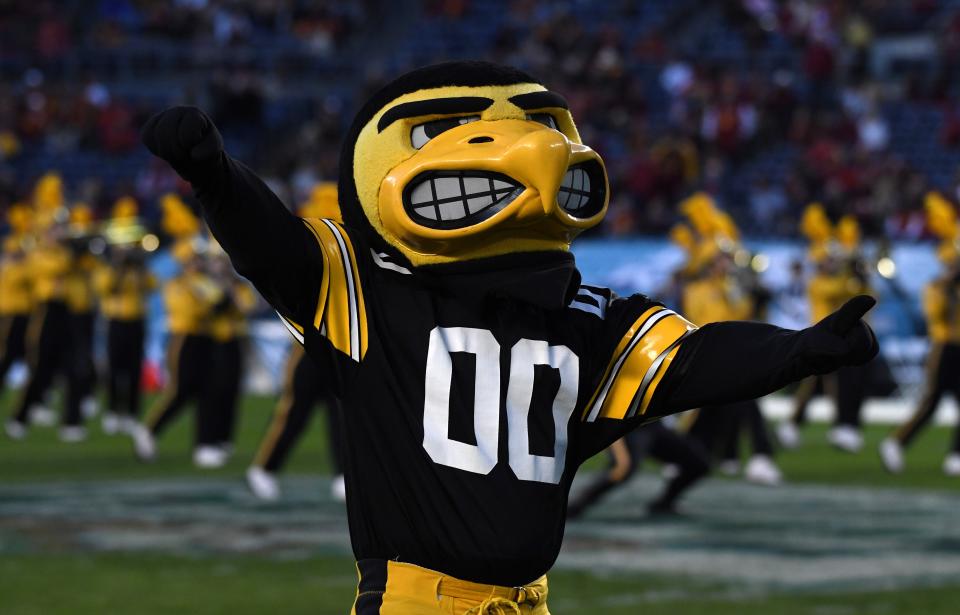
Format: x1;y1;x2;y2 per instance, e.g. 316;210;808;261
880;193;960;476
130;201;220;466
247;183;349;502
196;244;257;468
779;206;873;452
94;196;157;435
0;204;35;415
6;175;90;441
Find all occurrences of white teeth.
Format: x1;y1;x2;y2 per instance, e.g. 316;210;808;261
558;167;591;213
410;182;433;205
434;177;461;200
438;201;466;221
415;205;437;220
406;174;523;225
463;177;489;195
410;166;592;224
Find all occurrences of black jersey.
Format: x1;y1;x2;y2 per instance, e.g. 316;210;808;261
274;217;695;586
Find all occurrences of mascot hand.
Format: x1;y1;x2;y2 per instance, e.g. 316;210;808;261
800;295;879;375
142;106;224;183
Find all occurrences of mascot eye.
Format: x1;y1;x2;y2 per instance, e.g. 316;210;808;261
526;113;558;130
410;116;480;149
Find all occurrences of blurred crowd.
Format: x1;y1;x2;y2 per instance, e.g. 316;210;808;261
0;0;367;58
482;0;960;238
1;0;960;242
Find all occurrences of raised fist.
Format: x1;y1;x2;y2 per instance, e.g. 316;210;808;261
801;295;879;374
141;106;223;183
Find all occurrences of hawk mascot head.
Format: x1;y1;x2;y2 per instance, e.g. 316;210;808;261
338;61;609;268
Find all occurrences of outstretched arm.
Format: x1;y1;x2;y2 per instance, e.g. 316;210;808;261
649;295;878;416
142;106;321;326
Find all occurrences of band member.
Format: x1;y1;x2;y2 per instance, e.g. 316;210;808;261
7;201;83;440
0;205;34;412
673;196;782;484
96;197;157;434
247;345;346;501
881;193;960;475
567;421;709;517
779;206;871;452
131;236;220;462
682;246;782;485
63;204;100;425
247;182;346;499
194;247;257;468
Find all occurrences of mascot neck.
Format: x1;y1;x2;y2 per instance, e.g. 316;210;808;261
418;251;580;310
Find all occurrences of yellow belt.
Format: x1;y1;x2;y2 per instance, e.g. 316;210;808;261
358;559;548;615
437;572;545;613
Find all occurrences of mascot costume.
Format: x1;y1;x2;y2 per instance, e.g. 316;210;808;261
143;61;877;614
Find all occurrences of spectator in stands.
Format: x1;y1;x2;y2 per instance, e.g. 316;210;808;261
749;177;789;232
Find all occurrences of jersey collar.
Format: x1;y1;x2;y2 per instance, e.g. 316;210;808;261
418;251;580;310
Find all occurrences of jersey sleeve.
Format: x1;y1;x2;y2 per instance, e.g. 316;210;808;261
581;294;698;424
193;154;327;345
275;218;369;363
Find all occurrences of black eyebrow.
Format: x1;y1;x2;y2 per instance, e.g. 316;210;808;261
377;97;494;132
508;91;569;111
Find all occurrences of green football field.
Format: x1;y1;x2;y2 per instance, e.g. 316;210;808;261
1;393;959;614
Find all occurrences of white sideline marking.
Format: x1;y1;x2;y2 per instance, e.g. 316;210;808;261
759;395;959;426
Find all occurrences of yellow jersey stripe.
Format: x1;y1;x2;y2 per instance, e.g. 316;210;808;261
628;335;686;418
318;219;359;361
301;220;331;330
582;306;669;421
592;314;692;420
305;218;352;357
320;219;368;361
584;309;696;422
296;218;368;362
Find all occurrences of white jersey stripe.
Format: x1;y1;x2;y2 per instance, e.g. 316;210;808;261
277;311;305;345
320;219;360;362
567;285;609;318
372;250;412;274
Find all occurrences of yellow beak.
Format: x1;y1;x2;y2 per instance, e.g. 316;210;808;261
378;119;607;260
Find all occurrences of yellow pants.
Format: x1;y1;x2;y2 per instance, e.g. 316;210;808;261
350;559;550;614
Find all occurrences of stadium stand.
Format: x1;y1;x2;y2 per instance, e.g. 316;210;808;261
2;0;960;242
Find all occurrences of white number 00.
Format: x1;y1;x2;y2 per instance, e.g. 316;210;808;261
422;327;579;484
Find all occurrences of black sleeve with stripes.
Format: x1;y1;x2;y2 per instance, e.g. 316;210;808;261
645;320;808;417
191;153;323;326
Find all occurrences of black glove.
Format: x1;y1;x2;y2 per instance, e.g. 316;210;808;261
141;106;224;184
800;295;879;375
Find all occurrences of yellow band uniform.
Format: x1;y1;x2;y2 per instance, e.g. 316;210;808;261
63;253;99;314
924;278;960;344
28;241;72;303
808;272;865;323
208;282;257;342
95;266;158;320
0;240;34;315
163;272;223;335
682;275;753;325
